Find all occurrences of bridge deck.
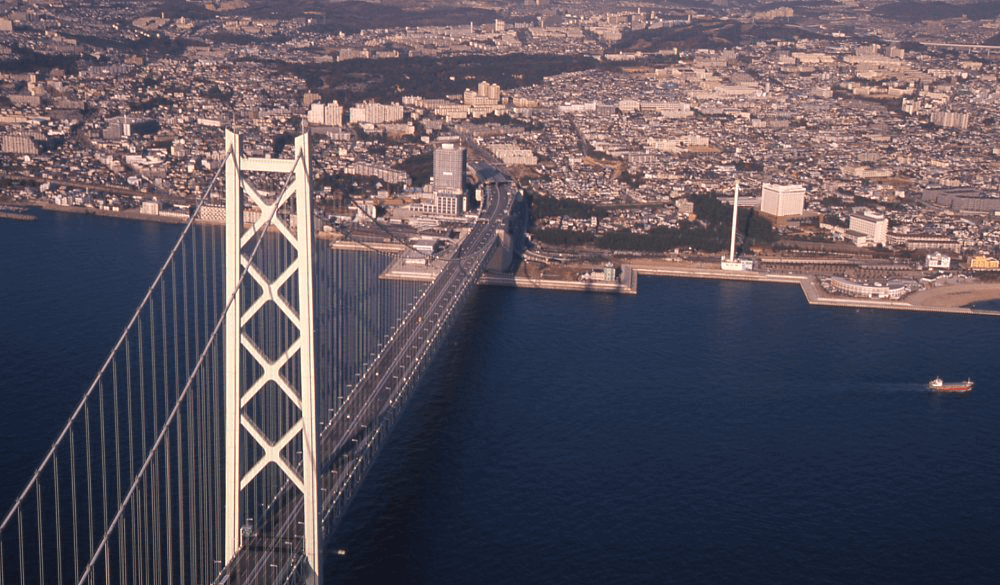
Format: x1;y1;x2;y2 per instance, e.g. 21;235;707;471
219;182;514;584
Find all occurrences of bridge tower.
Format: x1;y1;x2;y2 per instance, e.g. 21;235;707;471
223;130;322;584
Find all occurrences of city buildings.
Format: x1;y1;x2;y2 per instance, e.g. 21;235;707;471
926;252;952;270
829;276;908;300
849;211;889;247
760;183;806;217
433;138;466;196
348;101;404;125
307;102;343;127
0;2;999;264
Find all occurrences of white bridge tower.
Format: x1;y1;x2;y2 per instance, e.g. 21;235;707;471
223;130;322;584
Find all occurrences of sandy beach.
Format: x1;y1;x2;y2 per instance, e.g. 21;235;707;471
905;282;1000;308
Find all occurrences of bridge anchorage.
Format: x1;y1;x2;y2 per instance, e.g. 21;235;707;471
0;130;512;585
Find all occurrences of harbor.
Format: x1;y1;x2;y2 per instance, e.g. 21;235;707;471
9;201;999;317
627;261;1000;317
496;180;1000;316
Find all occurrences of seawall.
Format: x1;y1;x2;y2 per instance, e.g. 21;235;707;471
629;264;1000;317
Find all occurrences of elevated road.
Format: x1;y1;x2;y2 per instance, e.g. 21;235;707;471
219;180;514;584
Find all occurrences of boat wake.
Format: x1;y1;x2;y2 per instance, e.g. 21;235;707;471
833;382;939;394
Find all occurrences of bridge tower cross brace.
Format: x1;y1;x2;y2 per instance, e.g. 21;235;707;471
223;130;322;584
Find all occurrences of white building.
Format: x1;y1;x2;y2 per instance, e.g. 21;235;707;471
344;162;410;186
433;139;466;195
926;252;951;270
140;200;160;216
761;183;805;217
829;277;907;300
849;210;888;246
407;192;466;217
479;81;501;101
487;143;536;166
307;101;343;127
348;101;404;125
617;99;640;113
433;192;466;216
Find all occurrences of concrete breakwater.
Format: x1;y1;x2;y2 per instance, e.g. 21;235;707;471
0;211;37;221
386;253;1000;317
479;268;638;294
629;263;1000;317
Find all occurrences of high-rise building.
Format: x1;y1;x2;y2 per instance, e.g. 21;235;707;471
930;111;970;130
465;82;501;106
761;183;805;217
433;138;466;195
478;80;501;102
307;101;343;127
849;210;888;246
348;101;404;125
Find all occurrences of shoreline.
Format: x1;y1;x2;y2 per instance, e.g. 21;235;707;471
12;200;1000;317
481;260;1000;317
479;270;638;294
627;262;1000;317
11;200;193;225
0;211;37;221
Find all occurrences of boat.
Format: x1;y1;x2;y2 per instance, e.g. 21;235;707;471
927;377;974;392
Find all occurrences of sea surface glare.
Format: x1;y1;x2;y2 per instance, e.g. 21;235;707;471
0;210;997;585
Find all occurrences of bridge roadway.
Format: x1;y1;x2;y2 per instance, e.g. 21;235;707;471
219;180;514;585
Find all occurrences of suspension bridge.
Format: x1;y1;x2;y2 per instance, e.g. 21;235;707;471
0;130;515;585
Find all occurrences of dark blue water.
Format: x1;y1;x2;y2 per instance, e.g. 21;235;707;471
967;299;1000;312
2;212;998;584
327;282;1000;583
0;210;184;499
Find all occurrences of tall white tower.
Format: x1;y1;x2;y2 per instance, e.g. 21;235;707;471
729;179;740;262
224;130;322;585
721;180;752;271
